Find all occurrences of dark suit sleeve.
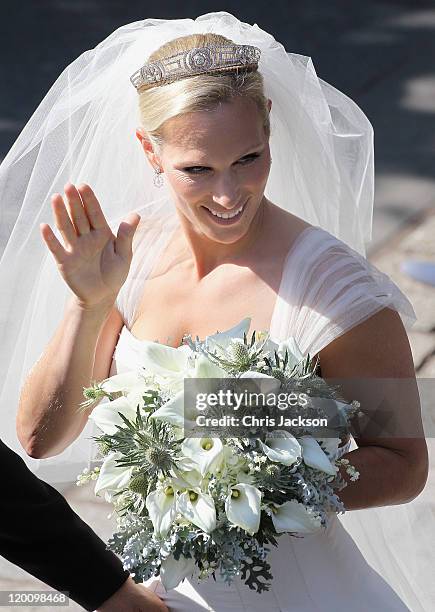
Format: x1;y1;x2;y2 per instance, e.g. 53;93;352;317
0;439;129;611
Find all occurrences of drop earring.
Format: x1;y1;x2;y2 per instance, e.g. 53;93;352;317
153;166;164;188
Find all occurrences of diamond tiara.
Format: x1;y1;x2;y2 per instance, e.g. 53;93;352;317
130;43;261;91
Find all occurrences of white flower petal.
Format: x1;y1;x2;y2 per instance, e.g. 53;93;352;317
299;436;338;475
181;438;224;476
138;341;192;377
168;465;202;490
150;390;185;427
125;384;157;412
259;431;301;466
194;354;228;379
225;483;261;535
160;554;195;591
99;371;143;393
239;371;282;396
89;396;137;434
263;336;304;371
204;317;252;353
150;390;198;431
271;499;322;534
145;488;177;538
178;491;216;533
94;452;133;495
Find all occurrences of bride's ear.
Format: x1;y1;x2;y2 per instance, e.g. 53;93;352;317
135;127;160;169
267;98;272;113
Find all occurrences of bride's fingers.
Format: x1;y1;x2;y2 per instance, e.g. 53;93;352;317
63;182;91;235
51;194;78;247
40;223;67;264
76;183;111;231
114;213;141;259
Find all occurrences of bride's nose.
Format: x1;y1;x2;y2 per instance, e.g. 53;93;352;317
211;172;241;209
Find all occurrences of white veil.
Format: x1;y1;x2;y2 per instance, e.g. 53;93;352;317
0;12;374;482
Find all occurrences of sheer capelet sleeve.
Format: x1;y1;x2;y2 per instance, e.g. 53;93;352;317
271;227;417;358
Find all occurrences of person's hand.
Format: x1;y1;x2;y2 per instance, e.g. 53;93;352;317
40;182;141;311
96;576;168;612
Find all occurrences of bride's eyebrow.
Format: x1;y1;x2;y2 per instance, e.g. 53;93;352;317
177;144;265;167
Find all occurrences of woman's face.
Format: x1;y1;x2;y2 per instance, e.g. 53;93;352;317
148;97;271;244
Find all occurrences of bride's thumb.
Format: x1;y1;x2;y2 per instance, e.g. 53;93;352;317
115;213;141;259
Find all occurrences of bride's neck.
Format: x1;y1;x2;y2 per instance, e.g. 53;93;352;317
176;197;270;281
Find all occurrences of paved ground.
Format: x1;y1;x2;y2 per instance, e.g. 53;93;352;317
370;207;435;377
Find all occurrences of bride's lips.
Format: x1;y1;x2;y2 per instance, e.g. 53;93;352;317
202;200;247;225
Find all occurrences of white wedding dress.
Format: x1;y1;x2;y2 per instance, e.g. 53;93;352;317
1;216;428;611
105;219;423;611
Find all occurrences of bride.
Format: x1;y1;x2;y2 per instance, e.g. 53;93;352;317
1;12;431;612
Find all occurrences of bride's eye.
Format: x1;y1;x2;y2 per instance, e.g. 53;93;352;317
237;153;261;165
184;166;208;175
183;153;261;175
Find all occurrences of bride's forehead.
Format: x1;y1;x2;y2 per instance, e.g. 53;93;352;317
161;104;264;152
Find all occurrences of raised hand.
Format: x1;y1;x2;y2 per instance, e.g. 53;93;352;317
40;182;141;310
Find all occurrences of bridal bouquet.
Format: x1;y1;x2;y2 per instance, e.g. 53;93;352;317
77;318;361;593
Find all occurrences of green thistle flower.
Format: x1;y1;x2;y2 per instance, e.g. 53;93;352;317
97;439;112;456
228;341;251;367
129;473;148;496
270;368;286;384
144;446;174;473
252;462;298;492
79;382;114;412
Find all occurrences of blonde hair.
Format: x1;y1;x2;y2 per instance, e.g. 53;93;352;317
137;33;270;152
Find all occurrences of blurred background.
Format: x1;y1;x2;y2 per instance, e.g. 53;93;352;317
0;0;435;353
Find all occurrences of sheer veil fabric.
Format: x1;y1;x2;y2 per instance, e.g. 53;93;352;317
0;11;432;610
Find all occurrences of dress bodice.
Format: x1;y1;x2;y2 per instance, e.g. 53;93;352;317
115;223;416;362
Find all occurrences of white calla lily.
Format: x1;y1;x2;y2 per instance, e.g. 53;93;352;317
160;554;196;591
169;461;203;490
94;452;133;496
204;317;252;354
181;437;224;476
259;431;301;466
124;384;158;413
193;354;228;379
298;436;338;475
177;490;216;533
88;396;137;435
145;486;177;538
150;389;199;430
239;370;282;398
225;483;262;535
139;341;193;376
99;370;144;393
270;499;322;533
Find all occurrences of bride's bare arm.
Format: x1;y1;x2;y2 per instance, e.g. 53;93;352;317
319;307;429;510
16;299;123;459
16;181;139;459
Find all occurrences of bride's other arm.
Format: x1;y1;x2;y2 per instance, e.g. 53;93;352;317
16;301;124;459
319;307;429;510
